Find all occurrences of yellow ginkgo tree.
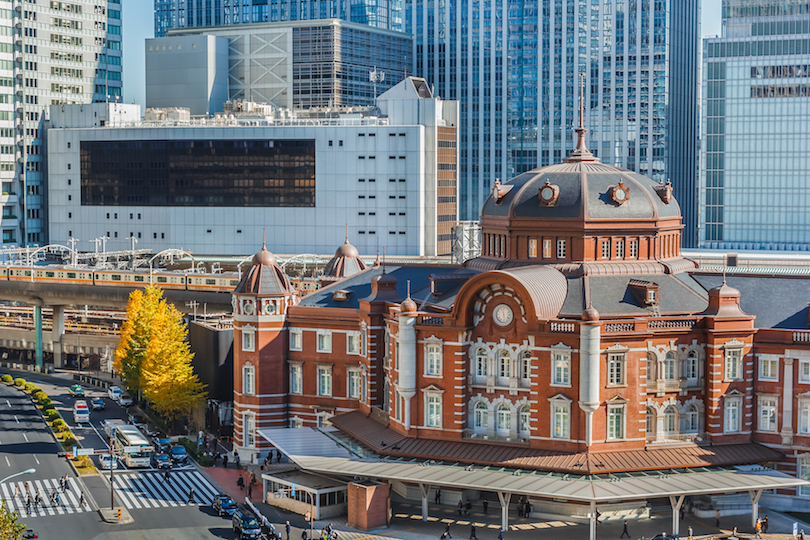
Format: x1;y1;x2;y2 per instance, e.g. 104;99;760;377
114;286;163;399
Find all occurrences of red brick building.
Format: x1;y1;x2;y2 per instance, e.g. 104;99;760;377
233;129;810;515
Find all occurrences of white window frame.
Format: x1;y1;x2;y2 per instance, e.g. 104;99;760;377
497;349;511;381
243;412;255;447
602;240;610;259
549;396;571;440
616;239;625;258
475;348;488;378
242;328;255;352
664;351;677;380
542;239;552;258
629;239;639;258
685;405;700;433
348;368;361;399
289;363;303;394
347;332;361;355
663;405;678;435
317;331;332;353
519;405;531;437
800;359;810;383
519;351;531;381
528;238;537;258
724;396;742;433
686;351;699;381
759;355;779;381
608;352;626;386
724;347;743;381
607;404;626;440
800;455;810;496
799;396;810;435
645;407;655;436
425;393;442;428
758;396;778;432
556;239;566;258
289;328;302;351
496;403;511;436
424;342;443;377
551;350;571;387
473;401;488;431
317;365;332;396
243;364;255;396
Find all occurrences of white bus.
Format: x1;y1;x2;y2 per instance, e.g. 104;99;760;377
112;424;152;468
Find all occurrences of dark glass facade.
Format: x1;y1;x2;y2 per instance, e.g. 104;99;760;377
80;140;316;207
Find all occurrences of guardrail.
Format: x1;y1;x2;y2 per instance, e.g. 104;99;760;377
0;361;54;374
72;373;111;389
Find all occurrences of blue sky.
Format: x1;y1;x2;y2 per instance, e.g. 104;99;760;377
122;1;724;107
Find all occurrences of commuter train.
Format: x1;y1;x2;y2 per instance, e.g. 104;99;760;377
1;265;240;292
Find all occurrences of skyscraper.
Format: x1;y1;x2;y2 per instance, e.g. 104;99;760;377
0;1;123;248
407;0;700;243
700;0;810;250
154;0;403;37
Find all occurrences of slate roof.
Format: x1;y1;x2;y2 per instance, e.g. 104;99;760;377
692;273;810;330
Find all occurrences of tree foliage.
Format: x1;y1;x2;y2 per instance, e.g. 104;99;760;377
0;501;26;540
114;287;162;397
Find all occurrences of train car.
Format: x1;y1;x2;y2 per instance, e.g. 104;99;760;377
92;270;187;289
185;273;240;292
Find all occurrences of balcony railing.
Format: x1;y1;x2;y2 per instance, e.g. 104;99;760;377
420;316;445;326
604;322;635;333
550;321;576;333
645;432;708;446
794;331;810;343
462;429;529;444
648;318;697;330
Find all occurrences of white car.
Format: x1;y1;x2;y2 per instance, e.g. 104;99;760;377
108;386;123;402
99;454;118;470
118;393;133;407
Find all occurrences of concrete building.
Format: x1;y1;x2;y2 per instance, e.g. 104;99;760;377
700;0;810;250
47;78;458;257
147;19;411;112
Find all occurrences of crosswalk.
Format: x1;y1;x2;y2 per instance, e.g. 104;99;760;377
0;478;92;518
112;469;222;510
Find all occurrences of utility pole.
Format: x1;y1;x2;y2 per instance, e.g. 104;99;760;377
126;235;137;270
369;68;385;106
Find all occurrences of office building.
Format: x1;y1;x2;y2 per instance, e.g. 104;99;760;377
47;78;458;256
154;0;403;36
700;0;810;250
149;19;411;111
0;0;123;248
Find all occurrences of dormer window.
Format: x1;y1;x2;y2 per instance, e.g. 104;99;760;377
629;279;659;306
647;289;657;303
332;290;352;302
491;180;513;203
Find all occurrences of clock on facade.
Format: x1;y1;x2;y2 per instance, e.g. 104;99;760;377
611;181;630;205
493;304;514;326
538;180;560;206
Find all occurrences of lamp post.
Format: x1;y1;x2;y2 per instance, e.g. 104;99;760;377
0;468;36;484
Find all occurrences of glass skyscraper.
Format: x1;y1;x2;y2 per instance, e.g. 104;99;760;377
155;0;403;36
700;0;810;250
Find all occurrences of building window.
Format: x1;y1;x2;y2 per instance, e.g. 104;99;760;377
347;332;360;354
685;405;700;432
290;364;302;394
542;239;552;258
289;329;302;351
496;403;511;436
317;366;332;396
244;413;255;447
800;456;810;496
519;405;531;437
647;352;657;382
602;240;610;259
474;401;488;431
425;343;442;376
528;239;537;258
475;348;488;377
759;397;778;432
686;351;699;381
646;407;655;436
664;351;677;380
616;239;625;258
552;402;569;439
317;331;332;353
724;398;741;433
498;349;511;380
760;356;779;381
725;348;742;380
801;359;810;383
556;239;566;259
426;394;442;428
664;405;678;435
243;365;255;395
552;351;570;386
607;405;625;440
242;329;255;352
348;369;360;399
520;351;531;382
608;353;625;386
629;239;639;258
800;400;810;434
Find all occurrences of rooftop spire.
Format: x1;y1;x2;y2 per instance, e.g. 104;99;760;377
564;72;599;163
345;223;349;243
262;228;266;250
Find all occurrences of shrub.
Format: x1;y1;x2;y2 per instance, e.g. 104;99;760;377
39;397;52;407
73;455;93;469
62;434;77;449
23;382;36;393
52;418;65;429
56;424;69;434
46;410;60;421
31;387;42;395
1;374;11;383
178;437;212;466
34;391;47;402
13;378;25;387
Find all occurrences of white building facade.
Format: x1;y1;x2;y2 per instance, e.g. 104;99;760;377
47;79;458;257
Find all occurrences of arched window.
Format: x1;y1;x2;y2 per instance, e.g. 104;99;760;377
519;405;531;436
498;350;511;379
686;351;699;380
646;407;655;436
520;351;531;381
647;352;657;382
664;352;677;380
475;348;488;377
474;402;488;430
685;404;700;432
664;405;678;435
497;403;511;435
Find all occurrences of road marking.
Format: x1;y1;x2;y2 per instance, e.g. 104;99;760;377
6;400;9;407
22;433;28;442
33;455;39;465
5;456;9;466
89;420;109;449
13;415;18;423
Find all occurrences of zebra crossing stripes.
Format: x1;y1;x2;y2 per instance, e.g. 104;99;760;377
112;469;221;510
0;478;91;518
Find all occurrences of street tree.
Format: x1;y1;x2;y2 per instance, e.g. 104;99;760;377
0;501;26;540
114;286;162;398
142;300;208;420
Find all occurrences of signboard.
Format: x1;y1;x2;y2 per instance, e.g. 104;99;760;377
72;446;77;459
76;448;94;456
794;522;798;539
291;483;296;497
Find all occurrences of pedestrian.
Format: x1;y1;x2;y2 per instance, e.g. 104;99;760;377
435;487;441;505
64;476;71;492
223;454;229;468
482;499;488;514
32;493;38;511
469;525;476;540
247;482;253;500
25;495;30;513
444;523;452;538
620;520;630;538
187;487;195;504
79;491;86;508
164;467;172;484
235;454;241;470
55;491;62;508
498;527;503;540
518;496;524;518
465;499;471;518
688;526;693;539
680;505;685;521
800;528;805;540
763;515;769;534
524;500;531;517
755;517;762;539
302;530;308;540
50;489;56;506
286;521;291;540
715;509;721;528
13;484;19;500
457;500;463;516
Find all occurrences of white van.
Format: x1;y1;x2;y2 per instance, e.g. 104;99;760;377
108;386;123;402
103;419;126;439
73;400;90;424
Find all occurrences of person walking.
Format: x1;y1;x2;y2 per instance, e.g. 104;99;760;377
457;500;463;516
755;517;762;539
524;500;531;518
715;509;721;528
302;530;308;540
187;487;195;504
55;491;63;509
435;487;441;505
465;500;472;518
482;500;488;514
444;524;452;538
800;528;805;540
64;476;71;493
49;489;56;506
498;528;504;540
620;520;630;538
25;495;31;513
286;521;291;540
164;467;172;484
235;454;241;470
247;482;253;500
517;496;524;518
79;491;86;508
13;484;19;500
763;515;769;534
223;454;229;468
469;525;476;540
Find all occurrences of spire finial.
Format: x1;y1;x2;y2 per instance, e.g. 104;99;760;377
723;255;727;286
345;223;349;243
406;280;411;299
262;228;266;250
564;72;598;162
578;72;585;130
381;247;386;274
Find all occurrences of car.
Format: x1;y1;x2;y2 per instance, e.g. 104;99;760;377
90;397;105;411
143;425;159;438
155;437;172;453
212;493;237;517
99;454;118;470
118;393;133;407
73;401;90;423
150;453;172;469
232;504;262;539
127;413;145;429
108;386;123;401
68;385;85;398
170;444;188;464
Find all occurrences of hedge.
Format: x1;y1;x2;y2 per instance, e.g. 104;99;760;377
23;382;36;393
38;397;52;407
33;391;47;402
178;437;212;467
46;410;60;421
13;378;25;387
62;435;78;449
52;418;65;429
1;374;11;383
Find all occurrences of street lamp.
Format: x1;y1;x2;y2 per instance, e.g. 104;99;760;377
0;468;36;484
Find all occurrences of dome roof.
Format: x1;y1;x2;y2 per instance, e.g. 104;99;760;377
400;296;418;314
481;161;681;222
335;240;360;258
321;238;367;284
252;245;278;267
234;239;293;295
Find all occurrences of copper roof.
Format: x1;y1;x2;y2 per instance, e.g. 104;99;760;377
331;411;783;474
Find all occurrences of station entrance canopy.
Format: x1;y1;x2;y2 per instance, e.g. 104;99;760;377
259;427;809;540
